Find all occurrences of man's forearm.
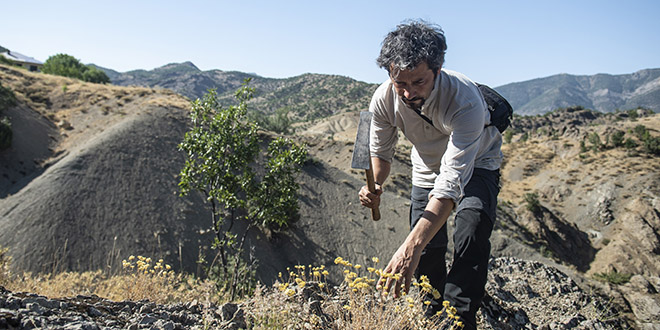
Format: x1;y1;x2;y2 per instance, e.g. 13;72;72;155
403;197;454;251
371;156;391;185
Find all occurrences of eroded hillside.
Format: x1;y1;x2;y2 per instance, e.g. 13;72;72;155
1;64;659;327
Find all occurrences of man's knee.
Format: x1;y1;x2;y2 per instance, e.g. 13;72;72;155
453;208;493;260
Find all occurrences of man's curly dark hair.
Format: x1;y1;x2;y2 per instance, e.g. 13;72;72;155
376;20;447;76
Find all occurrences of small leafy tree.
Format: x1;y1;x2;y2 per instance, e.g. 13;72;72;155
610;130;625;148
42;54;88;79
179;79;307;300
82;66;111;84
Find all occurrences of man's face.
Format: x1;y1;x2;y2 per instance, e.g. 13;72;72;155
390;61;438;111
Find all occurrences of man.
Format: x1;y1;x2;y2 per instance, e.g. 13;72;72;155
358;20;502;329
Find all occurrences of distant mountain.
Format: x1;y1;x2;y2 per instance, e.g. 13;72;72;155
96;62;377;122
496;69;660;115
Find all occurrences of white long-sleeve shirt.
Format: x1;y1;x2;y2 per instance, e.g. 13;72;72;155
369;68;503;203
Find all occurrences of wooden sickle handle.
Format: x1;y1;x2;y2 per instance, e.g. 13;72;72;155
365;167;381;221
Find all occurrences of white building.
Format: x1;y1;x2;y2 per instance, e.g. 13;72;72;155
1;50;43;72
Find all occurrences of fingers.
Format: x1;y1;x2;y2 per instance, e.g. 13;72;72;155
376;266;410;299
358;185;382;209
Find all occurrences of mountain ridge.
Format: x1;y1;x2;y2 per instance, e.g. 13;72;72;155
497;68;660;115
97;62;660;119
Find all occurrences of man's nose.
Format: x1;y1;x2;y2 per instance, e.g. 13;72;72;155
404;88;416;99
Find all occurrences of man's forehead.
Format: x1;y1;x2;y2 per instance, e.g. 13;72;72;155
389;62;431;79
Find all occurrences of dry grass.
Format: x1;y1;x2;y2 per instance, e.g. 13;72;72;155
0;248;464;329
2;252;219;305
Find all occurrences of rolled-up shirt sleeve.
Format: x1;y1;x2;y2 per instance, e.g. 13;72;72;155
430;101;485;203
369;89;398;163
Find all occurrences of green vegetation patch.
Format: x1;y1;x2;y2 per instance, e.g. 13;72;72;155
42;53;110;84
593;270;632;285
0;82;16;150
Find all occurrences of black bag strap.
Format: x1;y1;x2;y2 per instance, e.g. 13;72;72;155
412;108;434;127
409;83;513;133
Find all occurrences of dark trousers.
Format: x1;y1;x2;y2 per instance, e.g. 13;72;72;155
410;168;500;329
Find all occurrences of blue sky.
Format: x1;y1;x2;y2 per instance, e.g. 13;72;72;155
2;0;659;87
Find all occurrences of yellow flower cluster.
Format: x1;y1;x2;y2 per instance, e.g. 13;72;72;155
413;275;442;300
276;263;330;299
435;300;463;328
121;255;174;277
276;256;464;329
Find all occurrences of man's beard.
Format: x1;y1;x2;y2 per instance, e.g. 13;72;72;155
402;96;426;111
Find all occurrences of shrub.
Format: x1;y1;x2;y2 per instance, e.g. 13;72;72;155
641;134;660;155
0;83;17;112
520;132;528;143
0;117;11;150
588;132;602;152
610;130;625;148
593;270;632;285
42;53;109;84
623;138;637;150
523;192;541;214
251;107;292;134
0;55;15;66
0;83;15;150
82;66;111;84
503;129;514;144
632;125;647;140
580;140;588;153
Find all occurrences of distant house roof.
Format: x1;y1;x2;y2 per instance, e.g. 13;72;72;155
1;50;43;65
